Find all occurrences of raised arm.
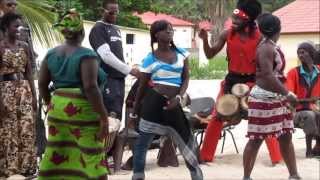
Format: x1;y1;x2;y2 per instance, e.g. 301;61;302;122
199;29;228;59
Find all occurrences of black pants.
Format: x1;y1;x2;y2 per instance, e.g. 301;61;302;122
103;77;125;120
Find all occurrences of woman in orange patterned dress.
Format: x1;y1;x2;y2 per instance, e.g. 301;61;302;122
0;12;37;178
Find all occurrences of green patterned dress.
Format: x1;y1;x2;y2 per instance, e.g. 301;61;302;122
38;47;108;180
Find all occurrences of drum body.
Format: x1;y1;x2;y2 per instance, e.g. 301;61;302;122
105;117;121;153
217;83;251;126
240;96;249;119
216;94;240;121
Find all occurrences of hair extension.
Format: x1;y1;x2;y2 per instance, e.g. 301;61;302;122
237;0;262;35
298;42;318;63
149;20;184;56
257;13;281;39
0;12;21;32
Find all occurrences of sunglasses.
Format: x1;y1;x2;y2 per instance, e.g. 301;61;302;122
6;3;17;7
103;9;119;16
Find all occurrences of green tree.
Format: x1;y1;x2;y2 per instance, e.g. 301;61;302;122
200;0;236;44
48;0;150;29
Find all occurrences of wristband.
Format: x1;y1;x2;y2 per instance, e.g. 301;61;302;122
286;91;295;97
285;91;297;100
129;113;138;119
175;95;182;104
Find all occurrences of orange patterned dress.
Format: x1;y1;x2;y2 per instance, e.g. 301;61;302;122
0;44;37;177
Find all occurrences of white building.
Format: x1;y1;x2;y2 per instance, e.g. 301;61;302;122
33;20;151;67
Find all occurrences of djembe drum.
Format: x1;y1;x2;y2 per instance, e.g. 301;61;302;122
216;94;240;121
217;83;250;126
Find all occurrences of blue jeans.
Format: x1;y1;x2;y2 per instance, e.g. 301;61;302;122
132;131;203;180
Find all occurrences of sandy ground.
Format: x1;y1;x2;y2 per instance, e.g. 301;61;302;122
109;121;320;180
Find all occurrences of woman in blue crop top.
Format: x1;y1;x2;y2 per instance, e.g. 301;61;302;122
131;20;203;180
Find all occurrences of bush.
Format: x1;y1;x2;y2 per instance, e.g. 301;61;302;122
189;56;228;79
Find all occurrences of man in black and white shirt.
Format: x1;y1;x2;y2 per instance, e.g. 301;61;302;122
89;0;140;173
89;0;139;121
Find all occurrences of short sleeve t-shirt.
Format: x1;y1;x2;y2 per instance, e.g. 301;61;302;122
89;21;125;78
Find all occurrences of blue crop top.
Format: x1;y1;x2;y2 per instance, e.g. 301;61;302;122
140;47;190;87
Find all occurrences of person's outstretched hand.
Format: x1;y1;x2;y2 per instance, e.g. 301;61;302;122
130;68;141;78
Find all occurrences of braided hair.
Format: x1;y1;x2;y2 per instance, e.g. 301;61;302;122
298;42;318;64
0;12;21;32
237;0;262;35
149;20;180;55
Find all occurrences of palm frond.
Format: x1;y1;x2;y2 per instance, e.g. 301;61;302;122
17;0;63;48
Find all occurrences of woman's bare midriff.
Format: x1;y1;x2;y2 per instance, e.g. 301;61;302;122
153;83;180;99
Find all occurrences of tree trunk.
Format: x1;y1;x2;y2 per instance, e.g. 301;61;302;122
208;0;235;44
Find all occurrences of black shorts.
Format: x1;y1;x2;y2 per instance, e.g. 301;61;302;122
224;72;255;94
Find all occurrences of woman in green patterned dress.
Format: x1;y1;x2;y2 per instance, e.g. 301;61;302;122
38;9;109;180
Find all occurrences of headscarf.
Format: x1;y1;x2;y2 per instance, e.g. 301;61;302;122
53;8;83;38
298;42;317;62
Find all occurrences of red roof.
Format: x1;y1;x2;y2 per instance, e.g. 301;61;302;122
273;0;320;34
198;20;213;31
134;11;194;26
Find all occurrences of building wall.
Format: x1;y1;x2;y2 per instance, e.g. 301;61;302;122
172;26;194;49
83;21;151;66
278;33;320;71
34;21;151;67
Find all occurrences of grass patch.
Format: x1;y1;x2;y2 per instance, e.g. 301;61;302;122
189;56;228;79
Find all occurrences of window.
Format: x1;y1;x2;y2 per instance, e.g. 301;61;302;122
126;34;135;44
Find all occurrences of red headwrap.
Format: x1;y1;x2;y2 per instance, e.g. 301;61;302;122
233;8;249;20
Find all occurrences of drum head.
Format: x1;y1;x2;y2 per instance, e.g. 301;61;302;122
217;94;239;116
231;83;250;97
108;117;121;133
